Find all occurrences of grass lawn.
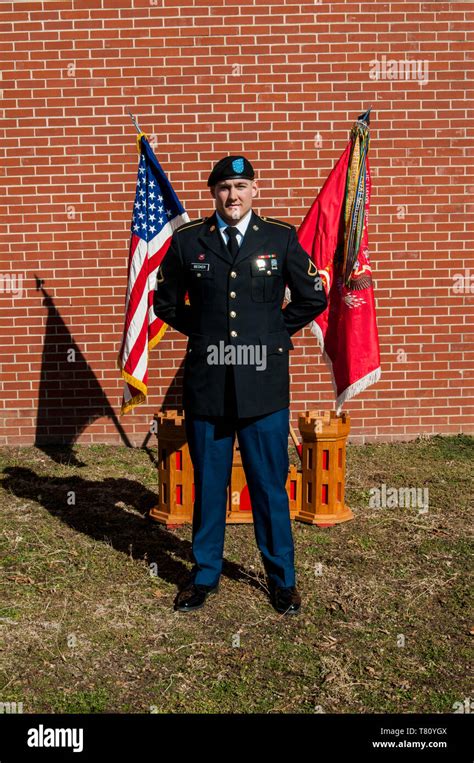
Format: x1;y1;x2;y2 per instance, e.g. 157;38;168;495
0;434;472;714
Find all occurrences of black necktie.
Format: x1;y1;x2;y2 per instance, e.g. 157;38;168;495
225;226;240;260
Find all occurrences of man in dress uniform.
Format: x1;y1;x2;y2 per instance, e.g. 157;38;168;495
153;155;327;615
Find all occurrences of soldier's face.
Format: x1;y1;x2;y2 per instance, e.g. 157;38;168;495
210;178;258;224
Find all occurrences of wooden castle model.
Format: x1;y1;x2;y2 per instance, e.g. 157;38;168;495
149;408;353;528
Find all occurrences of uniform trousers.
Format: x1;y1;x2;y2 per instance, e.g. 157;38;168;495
184;403;296;590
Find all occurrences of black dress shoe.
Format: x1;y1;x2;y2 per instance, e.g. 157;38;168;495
270;585;301;615
174;582;219;612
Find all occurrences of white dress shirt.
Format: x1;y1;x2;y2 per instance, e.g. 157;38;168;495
215;208;252;249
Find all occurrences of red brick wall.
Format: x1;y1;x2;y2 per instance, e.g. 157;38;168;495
1;1;472;446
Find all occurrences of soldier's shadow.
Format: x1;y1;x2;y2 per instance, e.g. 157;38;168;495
2;462;264;594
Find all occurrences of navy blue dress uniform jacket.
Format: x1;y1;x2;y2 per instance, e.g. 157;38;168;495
153;209;328;418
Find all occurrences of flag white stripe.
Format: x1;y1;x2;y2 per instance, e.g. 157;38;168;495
121;240;149;367
121;213;190;377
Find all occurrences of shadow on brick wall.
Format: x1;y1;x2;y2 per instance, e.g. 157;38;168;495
34;276;135;465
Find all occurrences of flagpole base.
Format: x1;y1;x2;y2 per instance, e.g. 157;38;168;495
149;408;352;528
293;409;353;526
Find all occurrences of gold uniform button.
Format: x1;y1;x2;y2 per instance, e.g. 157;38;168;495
230;271;237;278
230;291;236;298
230;311;237;318
230;330;238;338
278;347;283;352
267;270;271;275
196;273;202;277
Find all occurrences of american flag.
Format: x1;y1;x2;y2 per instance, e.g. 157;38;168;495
117;135;189;415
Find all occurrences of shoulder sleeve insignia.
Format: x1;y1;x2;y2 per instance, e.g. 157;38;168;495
307;258;318;276
156;264;165;283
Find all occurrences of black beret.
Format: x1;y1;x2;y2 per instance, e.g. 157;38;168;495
207;155;255;186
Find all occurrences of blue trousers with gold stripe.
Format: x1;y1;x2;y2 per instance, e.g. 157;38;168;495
184;407;296;589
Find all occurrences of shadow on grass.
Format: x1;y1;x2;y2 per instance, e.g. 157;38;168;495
2;458;264;595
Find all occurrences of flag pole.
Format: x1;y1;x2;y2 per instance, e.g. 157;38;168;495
128;111;143;134
289;423;302;459
357;106;372;125
128;112;148;154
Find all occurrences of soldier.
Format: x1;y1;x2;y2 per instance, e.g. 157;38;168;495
153;155;327;614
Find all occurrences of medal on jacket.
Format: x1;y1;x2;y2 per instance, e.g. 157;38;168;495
255;254;278;272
